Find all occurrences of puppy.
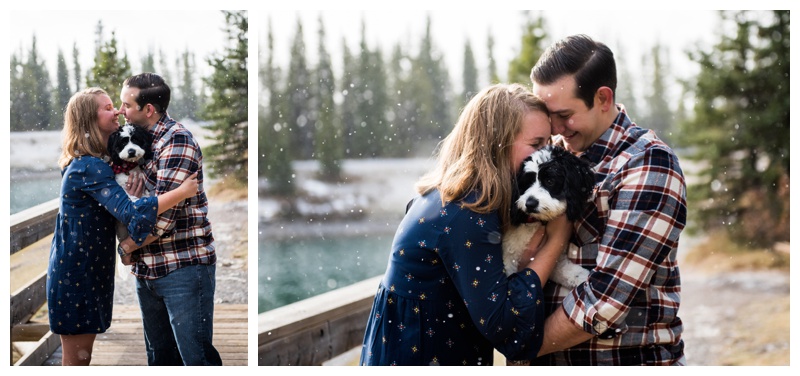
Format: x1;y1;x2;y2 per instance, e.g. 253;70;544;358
107;124;153;241
502;145;595;288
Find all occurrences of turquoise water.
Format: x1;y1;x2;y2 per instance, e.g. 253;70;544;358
258;232;394;313
10;172;61;214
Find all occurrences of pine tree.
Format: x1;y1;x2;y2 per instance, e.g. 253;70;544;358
353;19;389;158
507;11;547;87
53;49;72;128
171;49;199;120
12;35;53;131
487;30;500;84
183;50;200;120
340;38;359;159
72;42;82;91
285;17;313;159
314;15;343;179
87;28;131;105
386;42;416;157
385;43;418;157
677;10;789;246
259;16;295;195
10;49;24;131
258;15;295;197
411;15;453;146
461;39;478;105
641;43;674;144
613;41;640;121
158;49;173;88
201;10;249;184
170;55;185;118
141;50;156;73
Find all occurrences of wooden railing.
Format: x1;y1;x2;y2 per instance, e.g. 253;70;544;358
9;198;61;366
257;275;381;366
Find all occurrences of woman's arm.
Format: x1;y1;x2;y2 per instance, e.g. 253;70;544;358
117;172;198;262
125;171;198;214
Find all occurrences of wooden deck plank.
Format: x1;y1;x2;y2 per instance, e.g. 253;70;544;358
40;304;248;366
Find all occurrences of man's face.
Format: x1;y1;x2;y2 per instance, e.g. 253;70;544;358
533;75;605;154
119;86;147;126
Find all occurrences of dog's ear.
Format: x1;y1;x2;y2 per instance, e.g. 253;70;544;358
509;156;535;226
139;126;154;160
558;148;595;221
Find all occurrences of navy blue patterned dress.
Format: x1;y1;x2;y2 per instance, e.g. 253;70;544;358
47;156;158;335
360;190;546;365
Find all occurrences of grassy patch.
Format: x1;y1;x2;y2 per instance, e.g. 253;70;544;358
683;230;790;272
717;295;790;366
206;176;247;201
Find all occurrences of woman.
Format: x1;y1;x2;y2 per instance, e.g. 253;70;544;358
47;87;198;366
359;84;572;365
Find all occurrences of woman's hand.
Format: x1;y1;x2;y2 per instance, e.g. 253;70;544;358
517;225;548;272
540;214;572;256
124;171;145;198
522;214;573;284
177;172;199;200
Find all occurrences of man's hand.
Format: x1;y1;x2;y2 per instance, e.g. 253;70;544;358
120;252;135;265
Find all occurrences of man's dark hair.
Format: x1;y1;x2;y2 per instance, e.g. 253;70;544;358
531;34;616;109
123;72;171;114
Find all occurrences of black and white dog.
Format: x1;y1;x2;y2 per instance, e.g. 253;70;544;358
502;145;595;288
107;124;153;240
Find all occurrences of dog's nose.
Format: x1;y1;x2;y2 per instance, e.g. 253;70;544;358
525;196;539;212
127;149;137;157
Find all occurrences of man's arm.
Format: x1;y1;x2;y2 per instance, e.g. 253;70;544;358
151;131;201;237
538;308;594;356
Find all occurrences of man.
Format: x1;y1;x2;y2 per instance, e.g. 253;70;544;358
117;72;222;366
530;34;687;365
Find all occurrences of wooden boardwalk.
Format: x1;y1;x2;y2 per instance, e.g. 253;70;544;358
42;304;248;366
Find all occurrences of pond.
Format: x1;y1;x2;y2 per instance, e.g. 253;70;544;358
10;171;60;214
258;227;395;313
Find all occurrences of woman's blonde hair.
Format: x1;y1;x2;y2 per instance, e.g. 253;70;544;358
58;87;111;169
415;83;549;230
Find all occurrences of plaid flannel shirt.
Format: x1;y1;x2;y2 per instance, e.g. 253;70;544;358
131;114;216;279
534;105;687;365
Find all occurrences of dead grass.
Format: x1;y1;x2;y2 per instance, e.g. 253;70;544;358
683;230;790;273
206;177;248;202
718;296;790;366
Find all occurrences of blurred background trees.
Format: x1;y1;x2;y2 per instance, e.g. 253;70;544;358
8;10;790;246
676;10;790;247
257;10;790;248
201;10;249;185
9;11;249;186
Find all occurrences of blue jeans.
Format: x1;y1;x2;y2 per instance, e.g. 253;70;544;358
135;263;222;366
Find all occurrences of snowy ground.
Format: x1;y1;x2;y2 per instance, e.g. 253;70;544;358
259;158;436;226
9;119;214;172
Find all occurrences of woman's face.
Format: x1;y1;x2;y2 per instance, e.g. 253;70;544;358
96;94;120;141
510;110;551;173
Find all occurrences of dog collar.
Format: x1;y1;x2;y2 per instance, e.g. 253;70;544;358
111;161;139;175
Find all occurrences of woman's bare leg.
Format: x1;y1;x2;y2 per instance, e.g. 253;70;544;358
60;333;96;366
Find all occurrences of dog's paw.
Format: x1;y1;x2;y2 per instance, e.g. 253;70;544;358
551;254;589;289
